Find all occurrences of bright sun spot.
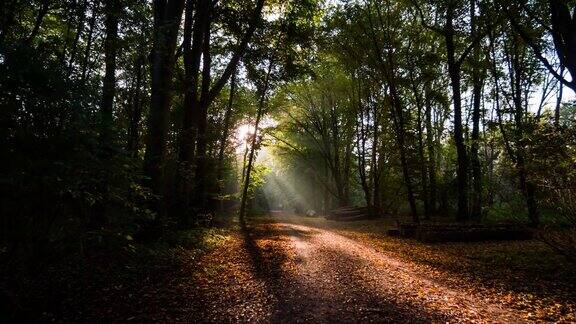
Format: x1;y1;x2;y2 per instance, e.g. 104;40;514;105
235;124;255;143
234;118;278;154
235;124;255;153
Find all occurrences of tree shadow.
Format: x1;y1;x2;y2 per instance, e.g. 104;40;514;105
239;216;450;323
270;214;576;315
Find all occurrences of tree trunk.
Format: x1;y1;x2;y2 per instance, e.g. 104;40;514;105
388;82;418;221
549;0;576;92
371;103;381;212
81;0;98;84
513;40;539;226
143;0;186;198
192;20;214;212
216;69;237;184
364;3;418;221
445;10;469;221
126;54;145;157
356;89;372;208
179;0;265;215
517;154;539;227
179;0;209;166
424;82;437;214
470;72;483;220
239;60;273;221
323;164;330;214
25;1;50;45
241;142;250;185
101;0;120;127
555;67;564;127
387;63;418;221
469;0;483;220
507;34;540;227
68;0;88;74
411;76;429;217
398;130;418;223
342;135;353;206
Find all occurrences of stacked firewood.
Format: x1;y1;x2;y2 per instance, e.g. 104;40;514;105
326;206;372;221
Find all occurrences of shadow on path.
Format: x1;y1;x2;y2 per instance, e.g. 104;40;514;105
239;217;449;323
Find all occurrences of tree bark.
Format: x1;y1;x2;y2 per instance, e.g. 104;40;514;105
192;18;214;212
511;38;540;226
445;6;469;221
179;0;209;166
555;67;564;127
410;72;429;217
549;0;576;92
365;2;418;221
143;0;186;198
356;83;372;208
177;0;265;215
470;71;483;220
127;54;145;157
469;0;483;220
216;69;237;184
68;0;88;74
239;60;273;221
81;0;98;84
323;164;331;214
101;0;120;127
424;82;437;214
25;0;50;46
194;0;266;211
371;101;382;212
498;33;540;227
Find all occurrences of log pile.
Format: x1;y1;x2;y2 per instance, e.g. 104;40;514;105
391;223;533;243
326;206;372;221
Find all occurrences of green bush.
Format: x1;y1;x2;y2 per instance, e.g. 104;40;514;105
0;43;155;270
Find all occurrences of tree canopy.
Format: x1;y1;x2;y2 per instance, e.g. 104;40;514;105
1;0;576;321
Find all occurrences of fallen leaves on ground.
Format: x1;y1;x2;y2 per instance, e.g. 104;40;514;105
4;215;575;322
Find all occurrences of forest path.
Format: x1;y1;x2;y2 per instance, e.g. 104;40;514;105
193;215;526;323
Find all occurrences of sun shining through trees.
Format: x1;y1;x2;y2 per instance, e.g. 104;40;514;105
235;123;255;153
2;0;576;321
234;118;279;153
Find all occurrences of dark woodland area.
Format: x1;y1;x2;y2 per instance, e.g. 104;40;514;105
1;0;576;322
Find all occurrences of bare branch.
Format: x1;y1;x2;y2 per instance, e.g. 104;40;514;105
501;2;576;91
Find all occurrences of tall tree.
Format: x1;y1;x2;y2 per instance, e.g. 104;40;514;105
413;0;491;221
364;0;419;221
469;0;487;220
126;54;146;157
489;28;542;226
143;0;186;199
239;59;274;221
101;0;120;128
500;0;576;93
177;0;266;216
216;69;238;184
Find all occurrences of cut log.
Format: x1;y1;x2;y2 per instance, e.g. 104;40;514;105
393;223;533;242
415;224;533;243
326;206;372;221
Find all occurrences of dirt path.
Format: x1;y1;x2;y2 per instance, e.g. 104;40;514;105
192;217;529;323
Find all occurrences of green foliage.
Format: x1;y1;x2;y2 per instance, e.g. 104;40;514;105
247;164;271;199
160;227;231;250
0;41;155;269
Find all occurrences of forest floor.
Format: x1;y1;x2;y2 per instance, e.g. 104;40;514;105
187;213;576;323
5;213;576;322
